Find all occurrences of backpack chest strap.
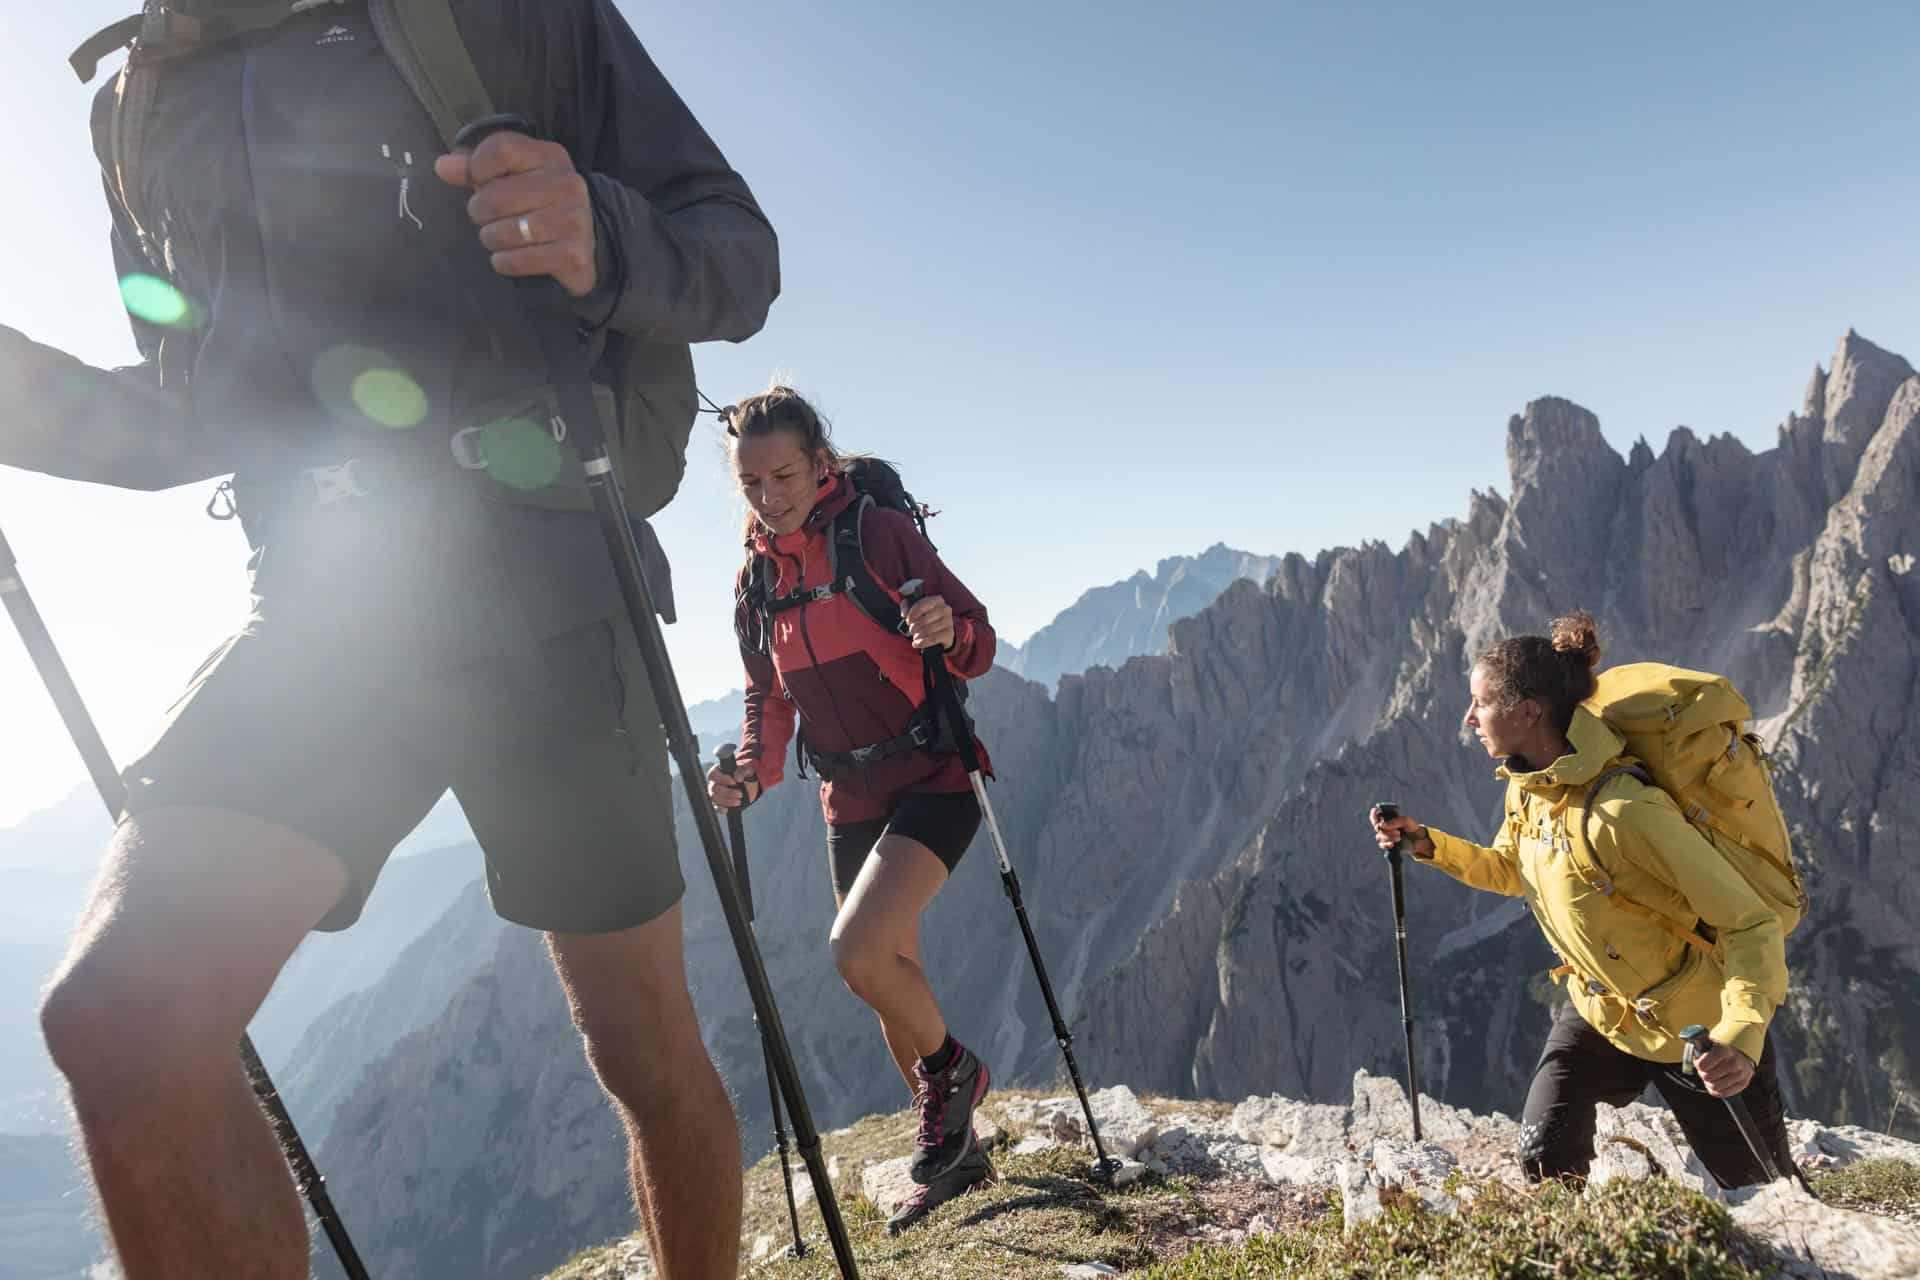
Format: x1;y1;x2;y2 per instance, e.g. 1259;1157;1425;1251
763;577;857;615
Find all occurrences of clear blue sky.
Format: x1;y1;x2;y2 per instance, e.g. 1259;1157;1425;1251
4;1;1917;824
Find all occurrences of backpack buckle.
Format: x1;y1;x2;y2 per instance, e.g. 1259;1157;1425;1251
305;461;369;505
450;427;490;471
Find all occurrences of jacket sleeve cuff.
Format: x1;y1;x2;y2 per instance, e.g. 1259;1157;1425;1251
741;754;783;791
1708;1000;1771;1066
1422;827;1472;871
570;186;626;334
1709;1019;1768;1066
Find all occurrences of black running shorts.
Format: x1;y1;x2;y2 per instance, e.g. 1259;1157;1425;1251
121;492;682;935
826;788;981;900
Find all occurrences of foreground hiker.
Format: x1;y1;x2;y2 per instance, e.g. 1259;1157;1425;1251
10;1;778;1275
1370;612;1801;1189
706;387;997;1232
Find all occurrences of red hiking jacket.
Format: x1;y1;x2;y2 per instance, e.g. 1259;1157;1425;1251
735;476;995;824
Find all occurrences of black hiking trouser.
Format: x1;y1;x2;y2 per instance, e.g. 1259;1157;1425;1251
1518;1001;1795;1189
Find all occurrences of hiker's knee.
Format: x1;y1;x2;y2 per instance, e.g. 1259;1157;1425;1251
827;926;891;1001
39;949;218;1090
43;810;334;1089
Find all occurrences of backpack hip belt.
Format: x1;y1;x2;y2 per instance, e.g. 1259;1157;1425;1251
798;700;969;783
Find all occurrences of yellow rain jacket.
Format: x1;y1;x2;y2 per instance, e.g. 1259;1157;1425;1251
1420;707;1788;1065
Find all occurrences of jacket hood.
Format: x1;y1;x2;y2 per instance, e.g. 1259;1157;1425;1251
1496;705;1626;791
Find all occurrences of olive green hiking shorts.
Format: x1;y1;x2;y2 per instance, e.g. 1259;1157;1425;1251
120;491;682;935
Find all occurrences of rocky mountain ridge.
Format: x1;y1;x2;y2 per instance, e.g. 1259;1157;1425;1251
554;1071;1920;1280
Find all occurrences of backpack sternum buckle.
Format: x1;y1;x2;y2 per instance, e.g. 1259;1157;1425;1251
305;461;369;505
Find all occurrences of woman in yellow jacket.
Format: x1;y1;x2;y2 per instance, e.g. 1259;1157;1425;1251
1370;612;1795;1187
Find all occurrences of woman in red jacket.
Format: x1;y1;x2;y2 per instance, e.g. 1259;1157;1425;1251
706;386;996;1231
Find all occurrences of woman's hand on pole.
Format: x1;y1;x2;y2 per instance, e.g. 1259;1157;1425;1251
903;594;955;651
707;762;760;810
1693;1042;1756;1097
1370;806;1434;858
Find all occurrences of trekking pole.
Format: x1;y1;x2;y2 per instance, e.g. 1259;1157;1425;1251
453;112;861;1280
899;579;1120;1183
1373;803;1423;1141
715;743;807;1261
1679;1025;1802;1190
0;520;372;1280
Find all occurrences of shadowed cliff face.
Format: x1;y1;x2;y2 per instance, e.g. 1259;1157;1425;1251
1079;330;1920;1133
315;332;1920;1279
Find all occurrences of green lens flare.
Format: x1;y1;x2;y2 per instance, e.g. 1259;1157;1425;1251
350;368;430;429
477;417;565;491
311;346;428;430
119;275;195;329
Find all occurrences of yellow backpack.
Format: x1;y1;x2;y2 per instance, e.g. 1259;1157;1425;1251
1572;664;1809;948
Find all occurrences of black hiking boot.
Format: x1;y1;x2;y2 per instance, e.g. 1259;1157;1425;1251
909;1040;991;1184
886;1148;996;1236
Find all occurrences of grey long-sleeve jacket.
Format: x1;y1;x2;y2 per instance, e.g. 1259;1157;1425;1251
2;0;779;490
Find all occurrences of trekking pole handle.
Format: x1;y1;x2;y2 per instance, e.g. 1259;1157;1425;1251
1375;802;1417;861
1679;1024;1714;1074
897;577;926;630
451;112;535;151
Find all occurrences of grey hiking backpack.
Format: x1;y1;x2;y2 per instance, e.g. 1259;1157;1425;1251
70;0;697;519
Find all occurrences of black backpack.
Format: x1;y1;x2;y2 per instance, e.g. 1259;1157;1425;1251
735;456;935;655
71;0;698;520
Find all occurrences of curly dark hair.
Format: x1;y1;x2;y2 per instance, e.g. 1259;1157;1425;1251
1474;611;1602;733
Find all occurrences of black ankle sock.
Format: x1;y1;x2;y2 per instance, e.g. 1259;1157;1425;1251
920;1034;958;1075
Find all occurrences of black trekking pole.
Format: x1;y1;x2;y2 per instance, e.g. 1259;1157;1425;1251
715;743;807;1261
1373;803;1423;1141
1679;1025;1811;1193
454;112;861;1279
899;579;1120;1183
0;521;372;1280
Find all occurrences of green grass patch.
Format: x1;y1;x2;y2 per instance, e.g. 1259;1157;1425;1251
1142;1178;1765;1280
1810;1158;1920;1215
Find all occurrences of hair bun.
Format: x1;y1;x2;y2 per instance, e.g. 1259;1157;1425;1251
1550;610;1602;669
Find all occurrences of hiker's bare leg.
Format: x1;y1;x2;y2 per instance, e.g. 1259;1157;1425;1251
834;878;929;1098
830;835;950;1089
39;807;347;1280
549;907;741;1280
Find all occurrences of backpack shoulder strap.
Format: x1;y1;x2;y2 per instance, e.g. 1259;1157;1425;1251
1578;765;1715;955
830;496;905;637
368;0;494;148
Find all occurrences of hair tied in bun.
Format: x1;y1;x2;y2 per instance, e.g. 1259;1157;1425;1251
1550;610;1602;670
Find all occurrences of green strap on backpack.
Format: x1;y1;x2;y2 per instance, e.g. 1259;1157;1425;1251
1571;664;1810;941
71;0;695;519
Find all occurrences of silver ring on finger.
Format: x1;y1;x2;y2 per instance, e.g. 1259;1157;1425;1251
517;215;533;244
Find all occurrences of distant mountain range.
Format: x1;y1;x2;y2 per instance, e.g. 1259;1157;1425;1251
998;543;1285;689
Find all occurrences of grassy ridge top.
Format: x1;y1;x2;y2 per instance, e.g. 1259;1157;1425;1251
543;1092;1920;1279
